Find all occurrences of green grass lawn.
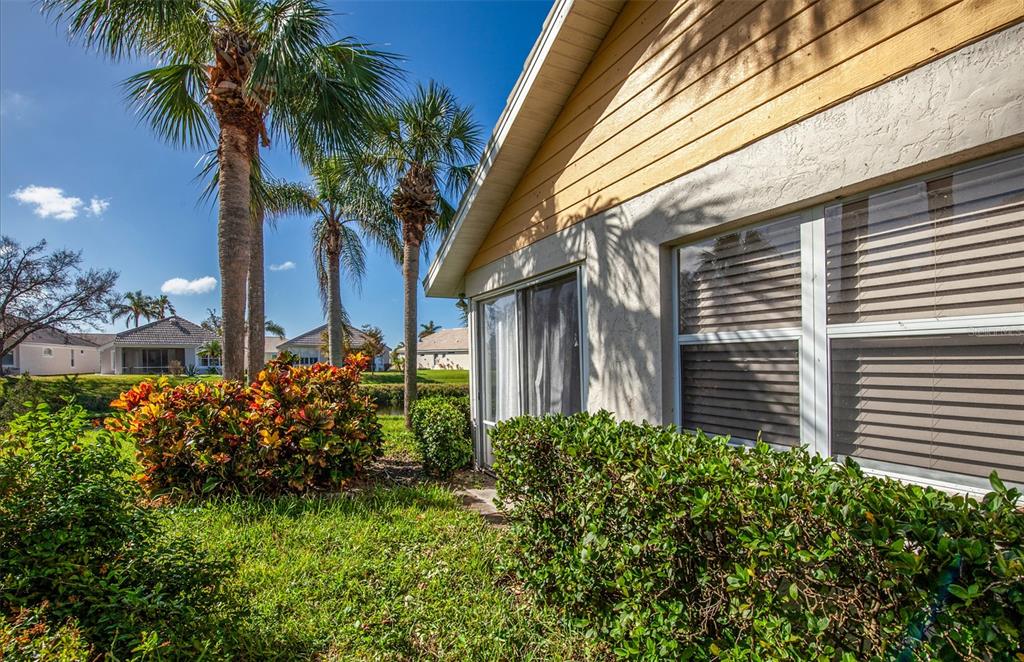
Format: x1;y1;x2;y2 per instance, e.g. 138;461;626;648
362;369;468;385
379;414;418;459
165;488;597;660
155;413;598;660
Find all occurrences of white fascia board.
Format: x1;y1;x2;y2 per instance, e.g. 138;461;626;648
424;0;577;298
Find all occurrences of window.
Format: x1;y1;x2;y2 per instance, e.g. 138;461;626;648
70;349;74;367
677;153;1024;490
478;270;583;466
678;215;803;447
198;354;221;368
42;348;54;357
1;352;13;367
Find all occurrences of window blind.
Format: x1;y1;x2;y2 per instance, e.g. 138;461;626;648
825;155;1024;325
679;216;802;334
831;334;1024;484
681;341;800;447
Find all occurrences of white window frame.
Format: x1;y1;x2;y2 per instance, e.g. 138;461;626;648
675;151;1024;493
472;264;589;466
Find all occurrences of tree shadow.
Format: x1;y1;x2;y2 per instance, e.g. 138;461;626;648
472;0;878;266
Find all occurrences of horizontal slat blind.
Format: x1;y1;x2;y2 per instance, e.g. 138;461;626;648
825;155;1024;324
682;341;800;447
679;215;802;334
831;335;1024;483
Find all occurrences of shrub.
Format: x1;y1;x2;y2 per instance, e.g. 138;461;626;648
1;605;93;662
106;354;383;497
491;411;1024;660
410;396;472;477
0;404;233;658
359;383;469;410
0;375;43;431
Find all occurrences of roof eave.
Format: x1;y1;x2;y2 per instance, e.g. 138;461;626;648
424;0;623;298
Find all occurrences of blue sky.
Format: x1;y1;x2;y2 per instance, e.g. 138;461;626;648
0;0;549;346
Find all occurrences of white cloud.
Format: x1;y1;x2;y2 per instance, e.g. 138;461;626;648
87;197;110;216
10;185;83;220
269;261;296;271
161;276;217;295
9;185;110;220
0;91;32;120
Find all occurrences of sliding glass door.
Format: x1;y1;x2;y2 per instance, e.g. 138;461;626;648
477;271;583;467
480;292;520;467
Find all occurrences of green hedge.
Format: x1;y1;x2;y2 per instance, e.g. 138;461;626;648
491;411;1024;660
358;383;469;411
410;397;472;477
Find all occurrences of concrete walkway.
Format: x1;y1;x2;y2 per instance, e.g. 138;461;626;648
456;487;505;525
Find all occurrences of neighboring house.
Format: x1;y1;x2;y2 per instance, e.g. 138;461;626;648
264;336;286;363
97;316;220;374
277;324;392;371
424;0;1024;493
1;325;101;375
397;328;470;369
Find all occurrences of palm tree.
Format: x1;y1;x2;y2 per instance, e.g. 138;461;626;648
363;81;482;426
153;295;176;318
112;291;158;328
264;156;397;366
419;320;441;339
265;319;286;339
43;0;400;380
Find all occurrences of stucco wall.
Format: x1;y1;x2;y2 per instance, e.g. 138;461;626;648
463;25;1024;426
416;351;471;370
14;343;100;375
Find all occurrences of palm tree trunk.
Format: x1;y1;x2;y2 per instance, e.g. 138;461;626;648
402;240;419;428
326;249;344;366
247;207;265;381
217;124;253;381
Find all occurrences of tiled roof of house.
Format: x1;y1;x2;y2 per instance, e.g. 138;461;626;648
279;324;390;356
112;316;219;346
74;333;116;347
414;327;469;353
0;317;99;347
279;324;368;348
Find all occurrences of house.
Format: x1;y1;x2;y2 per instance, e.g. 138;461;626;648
1;324;101;375
397;328;470;370
263;336;286;363
424;0;1024;494
277;324;391;371
97;316;220;374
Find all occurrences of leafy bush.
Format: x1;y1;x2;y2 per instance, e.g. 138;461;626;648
0;405;233;658
492;411;1024;660
0;375;42;431
1;605;93;661
359;383;469;410
410;397;472;477
106;354;383;497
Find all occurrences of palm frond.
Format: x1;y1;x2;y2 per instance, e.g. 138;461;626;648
269;38;403;163
337;224;366;291
123;63;215;150
39;0;207;61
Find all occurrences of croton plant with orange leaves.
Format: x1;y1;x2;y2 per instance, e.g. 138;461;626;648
106;353;382;497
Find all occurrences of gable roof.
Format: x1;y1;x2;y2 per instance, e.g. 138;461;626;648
278;324;381;352
424;0;625;297
417;328;469;353
0;316;100;347
74;333;116;347
111;316;219;346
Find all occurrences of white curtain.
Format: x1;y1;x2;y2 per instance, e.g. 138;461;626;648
482;292;520;424
524;275;581;416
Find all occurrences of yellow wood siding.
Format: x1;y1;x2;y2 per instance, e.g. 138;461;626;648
469;0;1024;269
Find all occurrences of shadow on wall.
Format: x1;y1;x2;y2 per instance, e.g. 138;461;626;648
472;0;876;266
